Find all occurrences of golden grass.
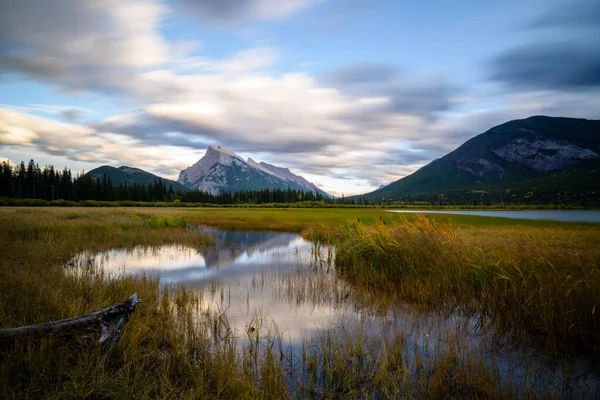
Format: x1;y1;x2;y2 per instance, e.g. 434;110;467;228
1;207;599;398
333;215;600;358
0;209;264;398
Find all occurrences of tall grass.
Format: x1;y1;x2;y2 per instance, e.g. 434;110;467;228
0;209;267;398
191;266;560;398
334;215;600;358
142;214;188;228
1;207;599;398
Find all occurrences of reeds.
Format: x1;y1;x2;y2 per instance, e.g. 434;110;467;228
333;215;600;358
1;207;599;398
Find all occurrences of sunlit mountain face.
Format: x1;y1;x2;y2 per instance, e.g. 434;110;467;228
177;145;331;196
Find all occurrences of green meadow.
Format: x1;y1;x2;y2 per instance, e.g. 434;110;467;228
1;207;599;398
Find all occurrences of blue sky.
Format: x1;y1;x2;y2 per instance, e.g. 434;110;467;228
1;0;599;196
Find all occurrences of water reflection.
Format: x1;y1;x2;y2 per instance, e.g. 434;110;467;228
71;229;317;285
69;227;599;397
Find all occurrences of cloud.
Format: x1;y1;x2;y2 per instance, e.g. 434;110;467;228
306;0;378;37
81;67;442;188
0;107;192;176
491;0;600;92
388;82;457;116
94;114;216;150
379;149;433;166
0;0;170;91
1;157;14;166
172;0;323;24
0;0;461;193
0;107;94;150
174;48;278;74
62;109;84;122
323;63;457;118
3;0;599;195
528;0;600;30
0;104;95;121
97;67;417;156
491;43;600;90
324;63;397;86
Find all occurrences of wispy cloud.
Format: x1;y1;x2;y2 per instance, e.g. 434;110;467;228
1;0;600;195
491;42;600;90
491;0;600;91
0;107;195;177
527;0;600;30
1;104;96;120
171;0;324;24
0;0;170;92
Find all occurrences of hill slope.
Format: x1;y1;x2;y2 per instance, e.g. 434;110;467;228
86;166;189;192
364;116;600;203
178;145;331;197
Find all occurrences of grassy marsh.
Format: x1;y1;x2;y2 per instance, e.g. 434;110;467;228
333;215;600;358
1;207;599;398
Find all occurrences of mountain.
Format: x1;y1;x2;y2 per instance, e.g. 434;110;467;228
364;116;600;202
178;145;331;197
246;158;327;196
86;166;189;192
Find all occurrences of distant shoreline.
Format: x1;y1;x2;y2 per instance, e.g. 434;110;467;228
0;197;598;210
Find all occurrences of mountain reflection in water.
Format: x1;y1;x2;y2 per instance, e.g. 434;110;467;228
70;228;316;286
68;226;599;398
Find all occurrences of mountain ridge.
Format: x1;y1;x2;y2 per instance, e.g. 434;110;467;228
86;165;189;192
178;145;331;197
363;116;600;202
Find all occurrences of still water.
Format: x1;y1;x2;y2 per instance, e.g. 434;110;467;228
70;227;599;397
388;209;600;222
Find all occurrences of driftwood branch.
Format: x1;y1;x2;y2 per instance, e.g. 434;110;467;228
0;293;141;343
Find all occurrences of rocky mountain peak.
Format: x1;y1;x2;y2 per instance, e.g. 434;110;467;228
208;145;240;158
178;145;331;197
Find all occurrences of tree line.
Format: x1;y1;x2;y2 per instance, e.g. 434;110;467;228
2;158;593;207
1;159;74;201
180;186;331;204
0;159;175;202
0;159;362;205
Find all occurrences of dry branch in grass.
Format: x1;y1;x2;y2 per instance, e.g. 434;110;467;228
0;293;141;343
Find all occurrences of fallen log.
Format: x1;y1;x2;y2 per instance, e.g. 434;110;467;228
0;293;141;343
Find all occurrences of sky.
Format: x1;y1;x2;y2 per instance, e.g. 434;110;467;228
0;0;599;196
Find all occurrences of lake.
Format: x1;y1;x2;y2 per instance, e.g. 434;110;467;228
69;226;600;397
388;209;600;222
